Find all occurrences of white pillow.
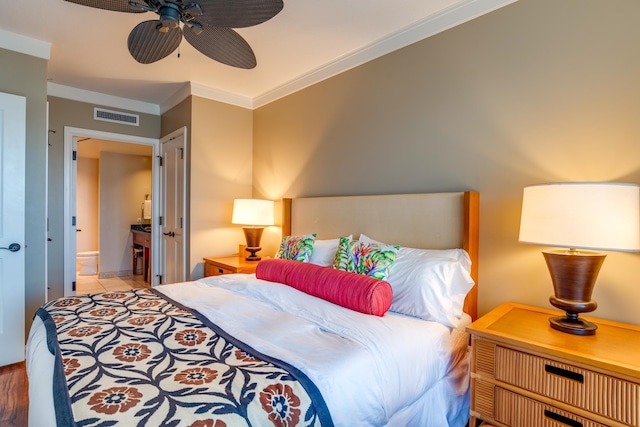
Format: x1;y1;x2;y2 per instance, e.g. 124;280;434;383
309;235;352;267
358;234;475;327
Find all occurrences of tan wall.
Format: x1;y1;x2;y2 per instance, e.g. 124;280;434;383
161;97;191;137
76;157;99;253
188;96;253;278
253;0;640;324
99;152;152;276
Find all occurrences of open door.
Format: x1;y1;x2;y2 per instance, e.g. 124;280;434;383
0;92;26;366
159;127;188;284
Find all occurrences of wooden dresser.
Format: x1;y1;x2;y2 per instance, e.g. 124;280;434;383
467;303;640;427
203;256;260;277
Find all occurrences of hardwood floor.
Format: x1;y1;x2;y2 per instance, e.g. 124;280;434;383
0;361;28;426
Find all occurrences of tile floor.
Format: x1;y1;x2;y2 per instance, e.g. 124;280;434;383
76;273;149;295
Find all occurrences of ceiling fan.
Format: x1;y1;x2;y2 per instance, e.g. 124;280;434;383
64;0;284;69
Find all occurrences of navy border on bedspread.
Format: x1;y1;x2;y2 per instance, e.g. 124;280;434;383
36;288;334;427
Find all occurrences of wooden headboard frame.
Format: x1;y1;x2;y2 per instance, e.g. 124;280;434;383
281;191;479;320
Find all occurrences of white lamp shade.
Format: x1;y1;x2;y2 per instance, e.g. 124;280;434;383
519;182;640;252
232;199;274;226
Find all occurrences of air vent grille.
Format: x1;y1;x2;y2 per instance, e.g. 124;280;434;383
94;107;139;126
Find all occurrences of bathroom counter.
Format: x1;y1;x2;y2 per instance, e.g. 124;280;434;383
131;224;151;233
131;225;151;282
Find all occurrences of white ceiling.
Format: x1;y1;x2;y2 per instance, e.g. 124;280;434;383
1;0;515;111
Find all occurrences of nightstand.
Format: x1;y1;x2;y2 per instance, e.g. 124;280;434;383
467;302;640;427
203;255;260;277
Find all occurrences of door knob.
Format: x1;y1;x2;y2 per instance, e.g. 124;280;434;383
0;243;21;252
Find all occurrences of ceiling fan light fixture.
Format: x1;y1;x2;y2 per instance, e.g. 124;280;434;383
186;21;204;35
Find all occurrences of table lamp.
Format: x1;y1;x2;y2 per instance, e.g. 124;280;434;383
232;199;275;261
519;182;640;335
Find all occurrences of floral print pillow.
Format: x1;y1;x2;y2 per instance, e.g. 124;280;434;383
332;237;399;280
275;233;317;262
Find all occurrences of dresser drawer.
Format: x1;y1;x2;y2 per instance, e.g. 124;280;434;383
204;263;234;276
494;346;640;425
493;385;607;427
203;256;259;277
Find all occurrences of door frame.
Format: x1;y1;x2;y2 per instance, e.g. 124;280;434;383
63;127;160;296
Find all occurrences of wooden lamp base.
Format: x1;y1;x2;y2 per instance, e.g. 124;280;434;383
242;227;264;261
543;249;605;336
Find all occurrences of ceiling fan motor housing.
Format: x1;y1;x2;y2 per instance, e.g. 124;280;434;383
159;3;181;30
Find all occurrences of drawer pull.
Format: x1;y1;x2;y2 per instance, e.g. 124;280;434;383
218;268;224;274
544;409;583;427
545;364;584;383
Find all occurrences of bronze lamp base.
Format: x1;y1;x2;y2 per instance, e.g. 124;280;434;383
543;249;605;336
548;312;597;336
242;227;265;261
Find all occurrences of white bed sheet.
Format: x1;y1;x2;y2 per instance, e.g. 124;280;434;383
27;273;470;426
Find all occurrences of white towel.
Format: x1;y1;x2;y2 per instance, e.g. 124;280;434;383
143;200;152;219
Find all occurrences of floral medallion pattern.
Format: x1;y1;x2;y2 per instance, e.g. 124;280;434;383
38;288;332;426
260;384;302;427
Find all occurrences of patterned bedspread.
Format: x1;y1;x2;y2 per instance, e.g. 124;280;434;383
36;288;333;427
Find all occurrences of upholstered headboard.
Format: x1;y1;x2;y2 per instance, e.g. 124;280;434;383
281;192;479;320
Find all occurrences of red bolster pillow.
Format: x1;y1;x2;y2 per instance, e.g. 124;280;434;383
256;258;392;316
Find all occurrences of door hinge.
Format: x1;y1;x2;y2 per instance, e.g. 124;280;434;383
179;147;184;160
72;281;76;291
157;155;163;166
159;216;163;226
158;275;162;285
73;150;77;161
72;216;76;226
180;217;183;228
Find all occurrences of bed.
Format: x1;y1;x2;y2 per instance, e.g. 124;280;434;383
26;191;479;427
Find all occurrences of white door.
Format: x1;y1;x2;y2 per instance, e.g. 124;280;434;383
159;128;187;284
0;92;26;366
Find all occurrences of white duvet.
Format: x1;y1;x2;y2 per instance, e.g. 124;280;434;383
27;273;470;426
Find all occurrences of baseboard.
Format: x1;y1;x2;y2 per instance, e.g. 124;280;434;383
98;270;133;279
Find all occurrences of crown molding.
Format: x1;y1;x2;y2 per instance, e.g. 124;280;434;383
0;29;51;59
159;83;192;115
189;82;253;109
159;82;254;113
48;83;160;115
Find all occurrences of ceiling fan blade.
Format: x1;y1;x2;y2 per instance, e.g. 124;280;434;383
195;0;283;28
128;20;182;64
184;25;256;69
64;0;147;13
